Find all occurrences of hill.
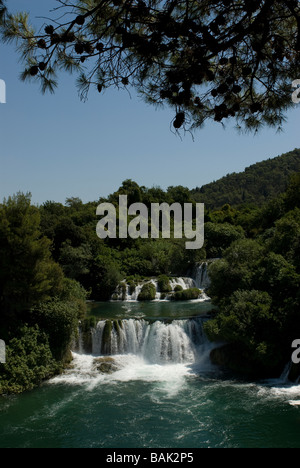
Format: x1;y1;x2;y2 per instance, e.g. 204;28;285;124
191;148;300;209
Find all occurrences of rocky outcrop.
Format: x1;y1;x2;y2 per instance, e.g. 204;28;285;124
93;357;119;374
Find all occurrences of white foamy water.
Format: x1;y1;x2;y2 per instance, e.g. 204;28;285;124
51;316;217;394
50;352;198;397
269;384;300;406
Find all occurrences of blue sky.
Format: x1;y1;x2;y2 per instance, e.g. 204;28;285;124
1;0;300;205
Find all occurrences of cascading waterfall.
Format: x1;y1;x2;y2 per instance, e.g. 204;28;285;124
71;262;216;380
279;361;300;385
280;361;293;383
111;262;211;302
126;283;143;302
169;277;195;291
80;317;210;365
194;262;211;289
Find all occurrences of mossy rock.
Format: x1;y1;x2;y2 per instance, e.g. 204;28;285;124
93;357;118;374
113;319;123;337
101;320;113;354
157;275;172;293
174;287;201;301
138;282;156;301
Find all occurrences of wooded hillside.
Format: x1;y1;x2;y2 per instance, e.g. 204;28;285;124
191;148;300;208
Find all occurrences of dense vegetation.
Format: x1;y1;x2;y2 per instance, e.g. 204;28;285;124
205;173;300;378
1;148;300;393
192;148;300;208
0;194;87;395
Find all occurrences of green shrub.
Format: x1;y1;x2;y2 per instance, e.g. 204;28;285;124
174;285;183;292
0;325;58;395
59;278;87;319
81;316;97;332
138;282;156;301
157;275;172;293
30;298;79;361
174;287;201;301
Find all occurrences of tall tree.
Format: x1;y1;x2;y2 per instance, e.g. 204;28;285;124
0;193;64;320
1;0;300;133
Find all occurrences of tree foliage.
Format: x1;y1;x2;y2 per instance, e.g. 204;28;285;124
29;298;79;361
1;0;300;132
0;193;64;319
0;193;87;395
205;212;300;376
192;148;300;208
0;325;57;395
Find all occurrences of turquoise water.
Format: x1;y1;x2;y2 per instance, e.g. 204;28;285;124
86;300;214;320
1;302;300;448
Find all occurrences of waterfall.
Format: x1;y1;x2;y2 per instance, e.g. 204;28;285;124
83;317;210;365
169;277;195;291
111;262;211;302
194;262;210;289
279;361;300;385
126;283;143;302
280;361;293;383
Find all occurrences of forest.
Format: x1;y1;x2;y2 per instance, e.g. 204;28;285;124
192;148;300;208
0;148;300;394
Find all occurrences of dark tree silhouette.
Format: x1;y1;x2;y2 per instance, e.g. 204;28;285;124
1;0;300;133
0;0;7;24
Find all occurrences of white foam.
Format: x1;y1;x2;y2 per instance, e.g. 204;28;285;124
288;400;300;407
50;352;195;396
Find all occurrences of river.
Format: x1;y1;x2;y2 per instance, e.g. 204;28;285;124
1;301;300;448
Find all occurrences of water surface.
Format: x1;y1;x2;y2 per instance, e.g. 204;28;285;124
1;301;300;448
